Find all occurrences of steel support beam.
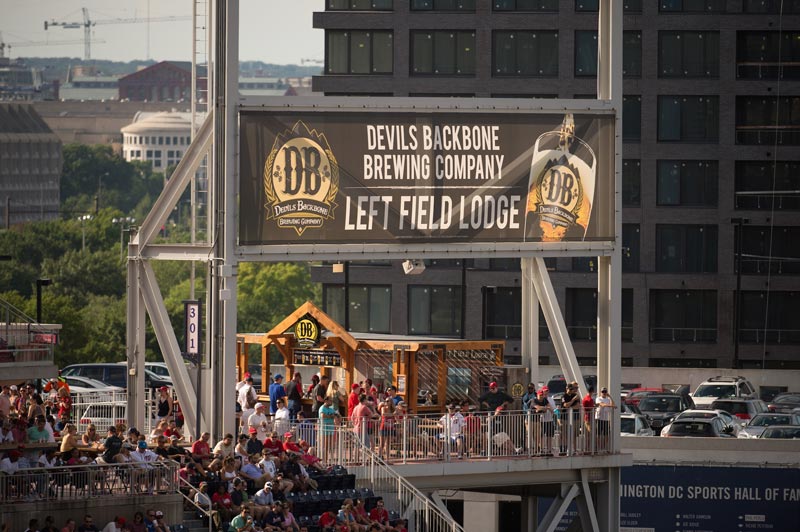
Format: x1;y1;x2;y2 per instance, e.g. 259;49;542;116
521;258;539;386
125;235;146;431
138;260;205;436
537;483;579;532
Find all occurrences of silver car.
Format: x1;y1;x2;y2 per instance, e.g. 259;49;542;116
620;413;655;436
663;409;743;437
739;413;800;439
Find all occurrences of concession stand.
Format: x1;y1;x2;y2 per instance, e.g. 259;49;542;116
236;301;505;413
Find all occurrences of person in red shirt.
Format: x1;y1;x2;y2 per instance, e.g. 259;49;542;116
347;384;361;418
211;483;235;523
582;385;596;453
282;432;302;455
190;431;212;467
368;497;391;529
318;510;337;531
262;431;284;456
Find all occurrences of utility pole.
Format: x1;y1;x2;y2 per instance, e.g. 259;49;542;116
731;217;749;369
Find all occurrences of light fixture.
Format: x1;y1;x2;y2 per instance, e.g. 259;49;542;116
332;262;344;274
402;259;426;275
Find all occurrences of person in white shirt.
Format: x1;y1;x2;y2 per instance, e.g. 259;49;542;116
0;449;22;474
100;516;126;532
130;441;159;494
0;419;15;443
247;403;270;441
594;387;615;452
237;376;257;433
439;404;466;458
257;452;277;478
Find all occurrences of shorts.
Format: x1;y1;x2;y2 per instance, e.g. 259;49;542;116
596;420;610;435
539;421;554;437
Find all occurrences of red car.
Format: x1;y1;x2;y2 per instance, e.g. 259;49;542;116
624;388;664;407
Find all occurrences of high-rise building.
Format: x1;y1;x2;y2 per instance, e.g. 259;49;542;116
310;1;800;370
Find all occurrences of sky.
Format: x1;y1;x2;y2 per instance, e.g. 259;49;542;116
1;0;322;64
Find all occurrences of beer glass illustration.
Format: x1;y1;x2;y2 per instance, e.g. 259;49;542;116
524;114;596;242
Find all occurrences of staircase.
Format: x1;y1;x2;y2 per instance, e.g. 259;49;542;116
181;509;208;532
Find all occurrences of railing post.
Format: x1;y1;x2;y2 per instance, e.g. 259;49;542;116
402;415;408;465
486;413;493;460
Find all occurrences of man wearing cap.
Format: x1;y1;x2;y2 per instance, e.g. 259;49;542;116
595;387;615;452
245;427;264;456
96;426;123;465
347;383;361;417
268;374;286;415
532;387;556;455
439;404;466;459
478;382;513;412
100;516;126;532
241;452;273;490
247;402;270;441
385;385;402;406
238;376;257;432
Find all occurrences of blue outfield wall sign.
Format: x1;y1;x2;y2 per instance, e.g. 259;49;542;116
539;465;799;532
621;465;799;532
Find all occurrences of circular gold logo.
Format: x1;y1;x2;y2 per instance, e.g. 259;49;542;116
511;382;524;398
294;317;320;348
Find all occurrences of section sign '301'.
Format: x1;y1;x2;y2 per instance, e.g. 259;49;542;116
239;111;614;246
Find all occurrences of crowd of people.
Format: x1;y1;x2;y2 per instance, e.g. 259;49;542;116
5;510;173;532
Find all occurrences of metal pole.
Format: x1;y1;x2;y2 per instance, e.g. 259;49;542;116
732;217;748;369
344;261;350;331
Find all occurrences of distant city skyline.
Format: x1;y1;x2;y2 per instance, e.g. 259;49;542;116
2;0;322;65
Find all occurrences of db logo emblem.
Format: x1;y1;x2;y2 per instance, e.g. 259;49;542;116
294;316;320;348
264;121;339;235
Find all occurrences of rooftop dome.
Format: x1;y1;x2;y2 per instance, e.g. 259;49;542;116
121;111;193;134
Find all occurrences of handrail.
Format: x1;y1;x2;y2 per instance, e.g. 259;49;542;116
340;427;464;532
177;476;214;532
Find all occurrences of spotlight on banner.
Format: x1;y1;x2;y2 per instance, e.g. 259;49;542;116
402;259;426;275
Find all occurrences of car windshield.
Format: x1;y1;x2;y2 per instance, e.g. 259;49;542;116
774;395;800;405
639;397;680;412
761;427;800;439
750;415;791;427
620;418;636;433
547;380;566;395
669;422;714;436
712;401;747;414
694;384;735;398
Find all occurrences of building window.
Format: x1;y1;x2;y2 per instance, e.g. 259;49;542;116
736;96;800;145
623;224;640;273
412;0;476;11
493;0;558;11
659;31;719;78
659;0;725;12
574;31;641;78
622;160;641;207
656;224;718;273
483;287;521;339
566;289;597;341
740;291;800;344
737;32;800;80
737;225;800;275
742;0;800;13
409;286;462;336
412;31;476;75
622;289;634;342
327;0;393;10
658;96;719;142
326;31;393;74
650;290;717;343
166;137;171;145
623;95;641;142
657;160;718;206
324;284;391;333
493;31;557;77
575;0;642;12
735;161;800;210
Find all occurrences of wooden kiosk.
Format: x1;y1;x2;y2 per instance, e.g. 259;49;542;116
236;301;505;413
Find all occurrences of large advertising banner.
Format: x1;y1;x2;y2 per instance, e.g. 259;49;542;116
239;111;614;246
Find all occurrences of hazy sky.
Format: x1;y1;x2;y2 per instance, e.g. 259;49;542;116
2;0;322;64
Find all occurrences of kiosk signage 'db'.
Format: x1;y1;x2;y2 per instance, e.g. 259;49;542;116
239;108;615;249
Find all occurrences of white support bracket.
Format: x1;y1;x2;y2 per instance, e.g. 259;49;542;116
537;483;579;532
530;257;587;398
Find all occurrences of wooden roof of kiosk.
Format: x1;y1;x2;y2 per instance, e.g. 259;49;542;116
236;301;505;413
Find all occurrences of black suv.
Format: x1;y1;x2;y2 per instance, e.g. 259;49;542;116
637;393;695;433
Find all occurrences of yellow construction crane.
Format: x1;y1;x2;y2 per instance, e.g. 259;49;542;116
44;7;190;60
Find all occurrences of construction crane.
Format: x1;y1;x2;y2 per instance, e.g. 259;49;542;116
0;31;104;59
300;58;323;65
44;7;190;60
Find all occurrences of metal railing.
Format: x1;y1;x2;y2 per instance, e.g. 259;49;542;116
178;476;214;532
338;428;464;532
0;460;178;502
649;327;717;343
1;298;56;364
311;408;616;466
69;389;157;434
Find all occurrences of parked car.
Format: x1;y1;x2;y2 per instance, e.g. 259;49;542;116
620;400;642;415
624;388;664;408
663;409;743;437
759;425;800;439
767;392;800;414
662;418;736;438
710;398;768;424
690;376;757;409
63;376;125;401
637;393;695;433
145;362;174;385
739;413;800;438
546;374;597;402
61;363;172;390
77;402;126;433
620;413;655;436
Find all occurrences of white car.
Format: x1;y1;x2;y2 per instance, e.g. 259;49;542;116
690;376;757;409
620;413;655;436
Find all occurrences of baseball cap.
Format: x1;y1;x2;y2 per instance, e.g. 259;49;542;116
385;386;395;392
155;511;163;518
274;374;283;380
9;385;17;391
128;427;139;435
539;386;549;393
159;386;169;392
351;383;360;390
265;481;273;489
137;441;147;449
244;372;251;378
116;517;126;525
489;382;498;388
170;434;179;440
255;402;264;409
248;427;257;434
284;431;293;439
601;387;608;392
8;450;22;459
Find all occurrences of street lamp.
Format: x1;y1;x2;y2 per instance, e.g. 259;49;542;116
112;217;136;261
36;278;52;324
731;217;750;369
78;214;93;252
